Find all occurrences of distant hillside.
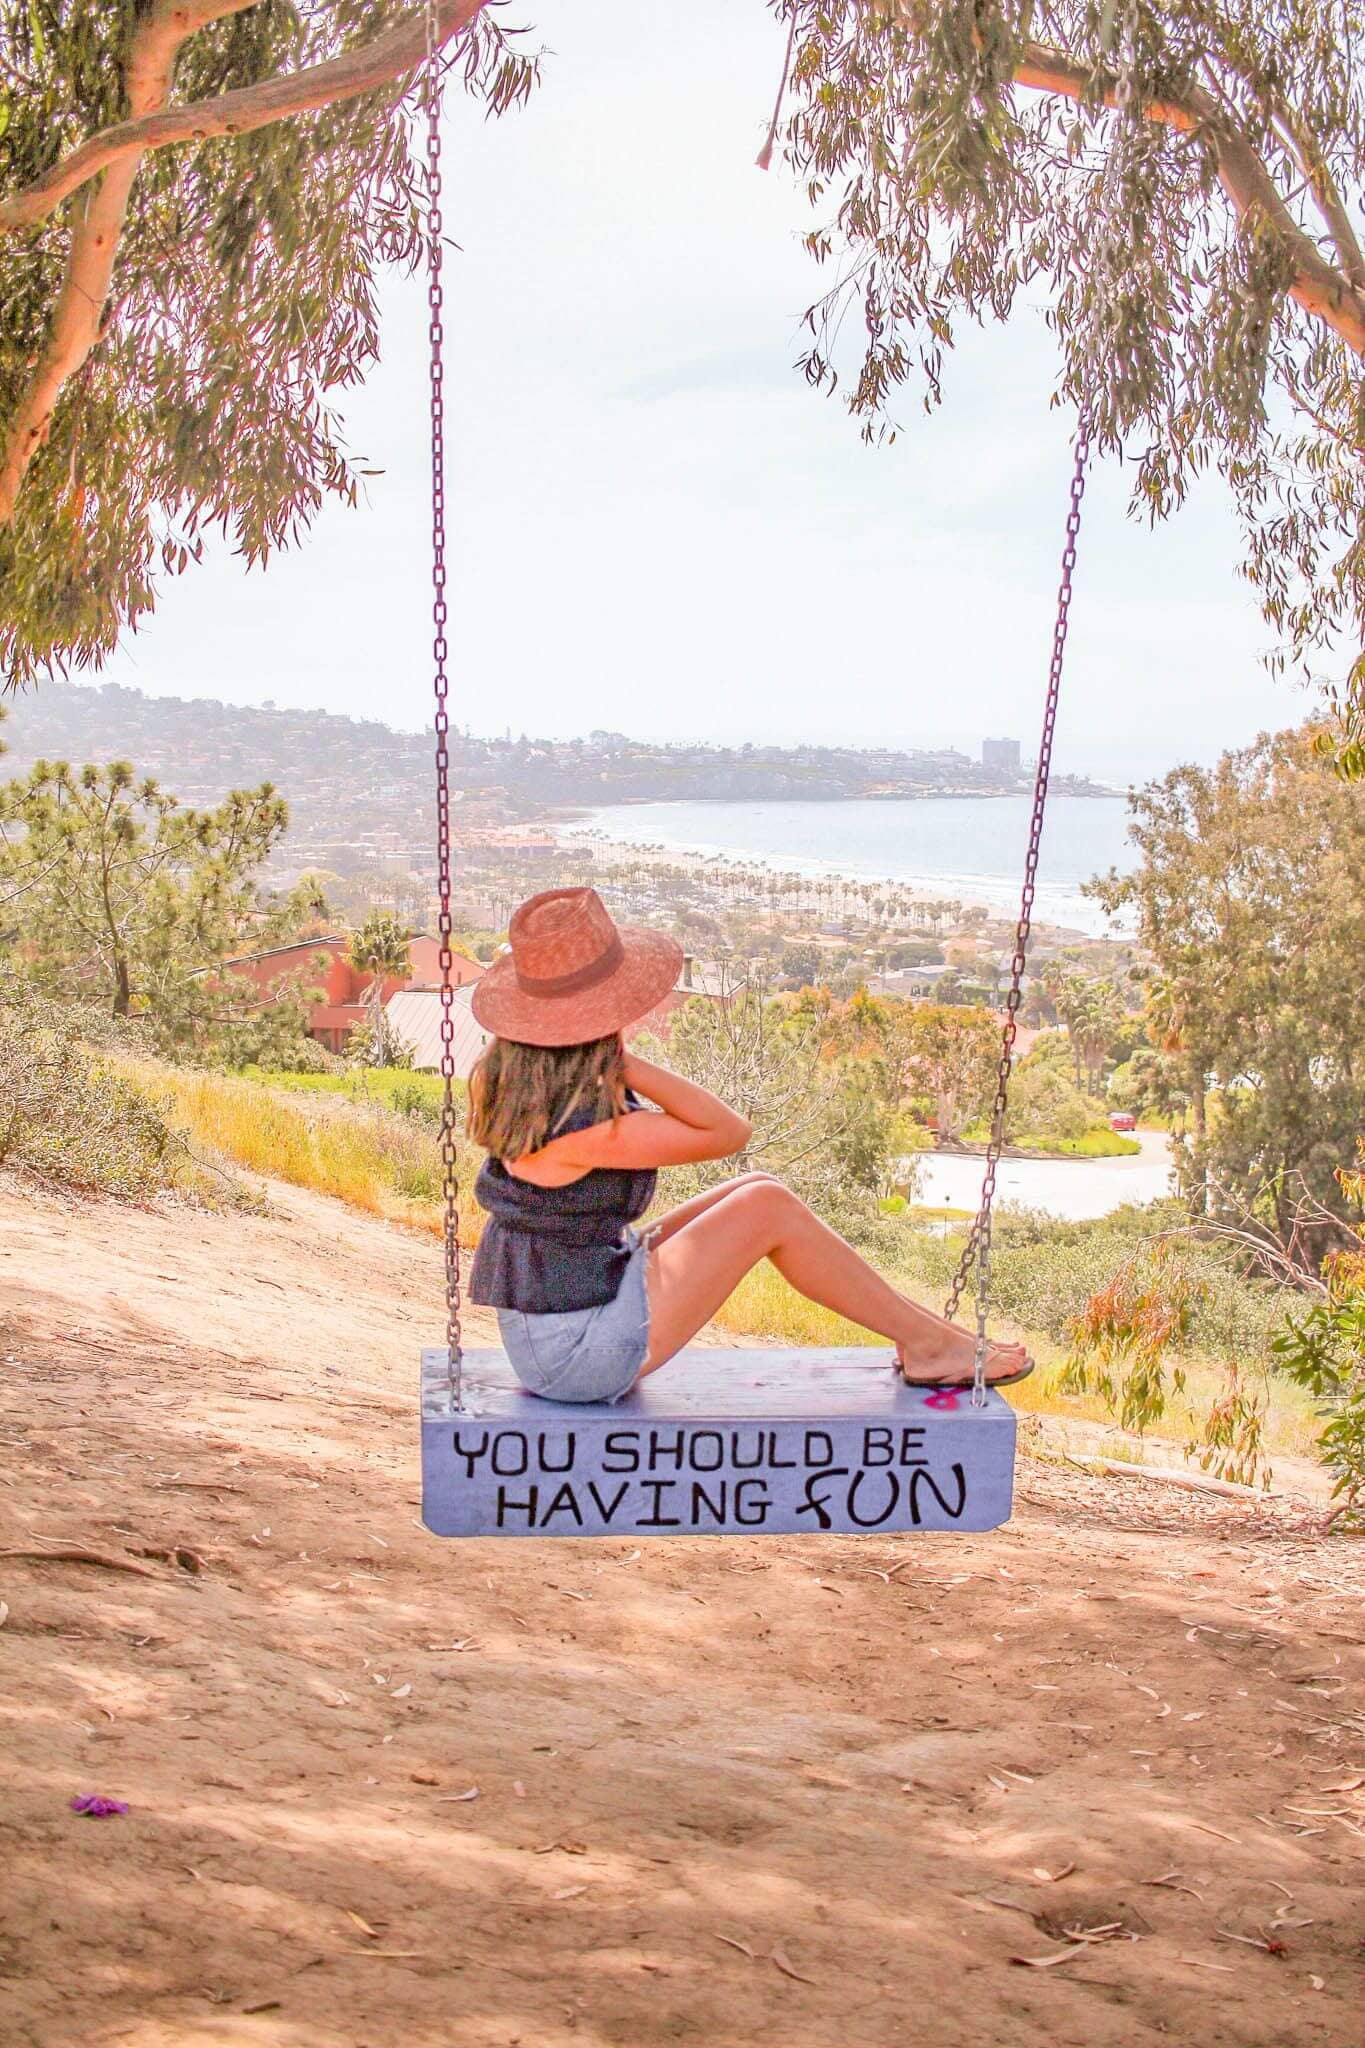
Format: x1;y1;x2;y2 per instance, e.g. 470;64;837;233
1;680;1108;876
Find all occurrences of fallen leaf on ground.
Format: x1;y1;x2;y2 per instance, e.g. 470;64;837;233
345;1911;382;1940
553;1886;587;1901
712;1934;756;1958
1011;1947;1085;1969
1031;1864;1076;1883
1144;1871;1202;1900
0;1600;8;1627
437;1788;479;1803
770;1946;816;1983
391;1683;412;1699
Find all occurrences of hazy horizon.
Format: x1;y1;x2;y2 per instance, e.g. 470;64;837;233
48;669;1304;793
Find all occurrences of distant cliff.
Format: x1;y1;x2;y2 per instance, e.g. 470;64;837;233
0;682;1110;862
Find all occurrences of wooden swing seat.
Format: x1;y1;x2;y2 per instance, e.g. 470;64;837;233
420;1346;1016;1540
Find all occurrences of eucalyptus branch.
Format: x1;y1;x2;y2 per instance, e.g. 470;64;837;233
0;0;490;528
0;0;488;236
0;0;261;526
1011;40;1365;356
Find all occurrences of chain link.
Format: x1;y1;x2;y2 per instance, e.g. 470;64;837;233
424;0;463;1409
942;421;1092;1404
941;7;1137;1405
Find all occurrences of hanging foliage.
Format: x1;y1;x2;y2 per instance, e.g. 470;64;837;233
770;0;1365;756
0;0;535;684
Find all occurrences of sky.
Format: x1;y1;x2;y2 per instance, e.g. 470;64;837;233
99;0;1312;786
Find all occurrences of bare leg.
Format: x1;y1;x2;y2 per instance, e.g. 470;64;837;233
645;1171;780;1247
642;1179;1027;1383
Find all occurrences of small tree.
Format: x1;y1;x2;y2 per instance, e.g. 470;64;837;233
885;1001;1000;1140
1089;723;1365;1267
1046;971;1126;1094
349;910;411;1066
1273;1146;1365;1527
0;757;299;1048
659;964;897;1227
1003;1059;1092;1145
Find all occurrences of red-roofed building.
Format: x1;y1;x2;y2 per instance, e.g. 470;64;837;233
224;936;483;1056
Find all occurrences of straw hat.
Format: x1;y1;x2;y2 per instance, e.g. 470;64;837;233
470;887;683;1047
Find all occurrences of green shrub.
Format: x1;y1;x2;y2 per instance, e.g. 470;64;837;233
1271;1164;1365;1526
1004;1061;1092;1143
1053;1130;1142;1157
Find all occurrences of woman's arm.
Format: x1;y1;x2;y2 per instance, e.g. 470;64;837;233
508;1051;751;1181
621;1053;750;1142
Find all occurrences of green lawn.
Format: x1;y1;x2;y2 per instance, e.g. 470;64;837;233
960;1119;1141;1157
236;1064;455;1116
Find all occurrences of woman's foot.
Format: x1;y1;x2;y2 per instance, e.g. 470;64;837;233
893;1326;1032;1389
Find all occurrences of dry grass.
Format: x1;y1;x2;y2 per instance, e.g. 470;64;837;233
120;1061;483;1246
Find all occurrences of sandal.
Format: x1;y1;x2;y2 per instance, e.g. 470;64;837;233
894;1353;1035;1391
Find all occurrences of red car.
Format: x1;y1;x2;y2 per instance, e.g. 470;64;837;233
1109;1111;1137;1133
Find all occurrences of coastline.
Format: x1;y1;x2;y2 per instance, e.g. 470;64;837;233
546;795;1132;940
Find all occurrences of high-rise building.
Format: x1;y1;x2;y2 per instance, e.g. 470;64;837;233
982;737;1021;773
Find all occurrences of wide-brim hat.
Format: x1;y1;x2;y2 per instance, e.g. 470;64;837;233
470;887;683;1047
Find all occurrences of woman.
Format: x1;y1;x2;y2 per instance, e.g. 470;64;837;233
468;887;1032;1406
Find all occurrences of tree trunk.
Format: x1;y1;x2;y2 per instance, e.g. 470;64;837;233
113;955;131;1018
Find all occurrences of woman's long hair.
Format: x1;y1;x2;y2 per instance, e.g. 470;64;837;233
467;1033;627;1163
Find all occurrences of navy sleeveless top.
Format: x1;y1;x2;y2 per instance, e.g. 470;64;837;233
469;1094;657;1315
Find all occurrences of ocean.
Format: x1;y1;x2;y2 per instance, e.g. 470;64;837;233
575;795;1136;937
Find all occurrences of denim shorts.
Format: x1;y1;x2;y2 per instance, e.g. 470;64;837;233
496;1235;652;1405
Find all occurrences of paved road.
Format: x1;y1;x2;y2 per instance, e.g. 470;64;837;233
912;1129;1176;1221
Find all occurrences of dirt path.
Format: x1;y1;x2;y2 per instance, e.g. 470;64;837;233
2;1171;1362;2048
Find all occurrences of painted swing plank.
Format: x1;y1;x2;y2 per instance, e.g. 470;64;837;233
420;1347;1016;1540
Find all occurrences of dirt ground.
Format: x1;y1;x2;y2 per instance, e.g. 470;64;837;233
2;1168;1363;2048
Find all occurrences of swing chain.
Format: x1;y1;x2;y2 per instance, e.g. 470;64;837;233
424;0;463;1409
943;418;1092;1401
944;12;1139;1404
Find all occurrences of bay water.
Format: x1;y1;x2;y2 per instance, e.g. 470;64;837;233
578;794;1136;936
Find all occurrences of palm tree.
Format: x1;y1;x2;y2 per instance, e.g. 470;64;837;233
350;911;410;1065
